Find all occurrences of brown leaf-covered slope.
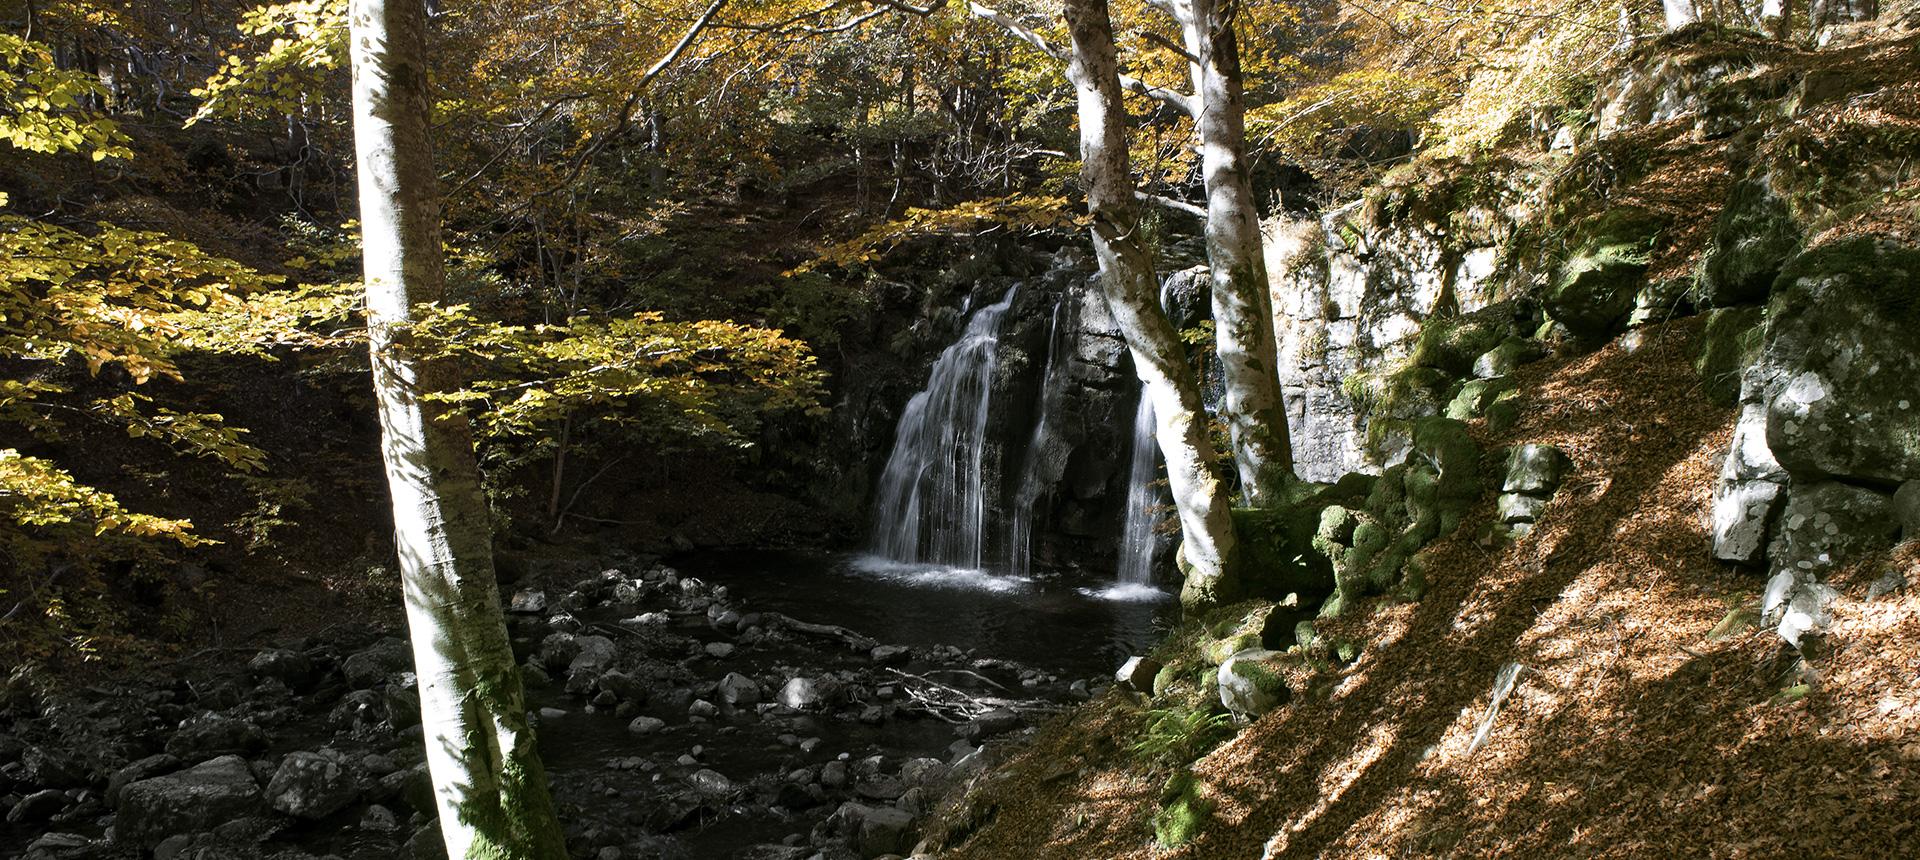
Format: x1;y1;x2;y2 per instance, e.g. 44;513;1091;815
937;317;1920;859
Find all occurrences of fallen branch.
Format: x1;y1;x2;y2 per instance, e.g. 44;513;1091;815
765;612;878;651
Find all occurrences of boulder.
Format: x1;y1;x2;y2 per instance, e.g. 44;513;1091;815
1471;336;1543;380
961;708;1021;741
247;649;315;689
5;788;66;824
717;672;762;706
857;806;915;858
1897;481;1920;540
164;713;267;760
1760;239;1920;485
1503;444;1572;495
1766;481;1899;582
566;635;618;676
687;769;734;797
626;716;666;736
1544;210;1661;343
507;590;547;614
342;637;412;689
776;677;830;710
536;633;581;671
264;751;357;819
1496;493;1550;525
1113;656;1161;694
1699;176;1801;307
1217;649;1292;718
108;754;179;806
116;755;263;848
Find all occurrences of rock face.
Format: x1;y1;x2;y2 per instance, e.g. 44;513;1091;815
116;755;263;847
1265;193;1537;481
1711;238;1920;645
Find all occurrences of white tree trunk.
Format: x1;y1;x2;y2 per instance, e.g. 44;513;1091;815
1064;0;1239;607
1664;0;1701;29
348;1;568;856
1174;0;1295;505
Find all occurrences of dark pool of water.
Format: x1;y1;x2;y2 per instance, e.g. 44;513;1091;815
675;550;1177;683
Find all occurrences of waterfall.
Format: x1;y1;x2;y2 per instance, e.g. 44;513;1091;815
869;287;1018;569
1006;300;1070;577
1115;391;1160;586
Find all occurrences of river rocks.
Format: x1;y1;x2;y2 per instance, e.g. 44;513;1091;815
1217;649;1292;718
568;636;619;676
627;716;666;736
247;649;315;689
718;672;762;705
777;677;831;710
108;754;180;805
164;713;267;760
508;590;548;614
264;751;357;820
961;708;1022;742
342;637;412;689
1114;656;1161;693
116;755;263;848
687;769;734;797
7;788;67;823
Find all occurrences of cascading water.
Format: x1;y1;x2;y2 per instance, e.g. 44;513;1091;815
1114;391;1161;587
868;287;1018;569
1006;300;1070;577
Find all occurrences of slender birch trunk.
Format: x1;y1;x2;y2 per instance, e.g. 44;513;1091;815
1174;0;1295;505
1063;0;1239;607
348;1;568;856
1663;0;1701;28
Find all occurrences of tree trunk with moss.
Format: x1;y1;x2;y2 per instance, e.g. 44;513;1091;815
1173;0;1296;505
348;1;568;856
1065;0;1238;607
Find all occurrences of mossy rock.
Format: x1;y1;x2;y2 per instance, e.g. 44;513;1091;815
1471;335;1544;379
1483;394;1522;433
1446;377;1515;420
1694;305;1765;406
1700;177;1802;307
1410;305;1515;376
1153;771;1214;848
1545;208;1665;343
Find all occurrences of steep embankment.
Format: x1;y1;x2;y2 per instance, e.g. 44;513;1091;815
927;318;1919;858
921;20;1920;860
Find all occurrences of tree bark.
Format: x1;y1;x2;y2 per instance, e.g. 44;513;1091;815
1663;0;1701;29
347;1;568;856
1063;0;1239;607
1173;0;1295;505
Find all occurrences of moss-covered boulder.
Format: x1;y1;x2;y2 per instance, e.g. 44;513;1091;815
1410;303;1519;376
1153;771;1214;848
1545;209;1664;343
1216;649;1293;718
1471;335;1544;379
1699;176;1802;307
1446;377;1515;420
1318;418;1479;617
1761;238;1920;484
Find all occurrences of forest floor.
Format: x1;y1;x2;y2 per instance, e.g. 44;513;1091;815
930;316;1920;859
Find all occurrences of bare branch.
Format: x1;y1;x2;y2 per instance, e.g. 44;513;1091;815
966;2;1194;117
1136;190;1206;218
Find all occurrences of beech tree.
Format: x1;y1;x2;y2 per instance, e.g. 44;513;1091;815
347;0;568;855
1156;0;1295;505
1062;0;1239;607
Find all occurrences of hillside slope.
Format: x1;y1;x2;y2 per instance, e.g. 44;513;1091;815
925;317;1919;858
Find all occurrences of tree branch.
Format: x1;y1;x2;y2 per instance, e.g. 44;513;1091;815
1136;190;1206;218
966;1;1194;117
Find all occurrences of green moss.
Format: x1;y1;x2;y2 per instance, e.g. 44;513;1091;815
1545;207;1665;343
1410;309;1510;376
1694;305;1765;406
1700;177;1802;307
1153;770;1215;848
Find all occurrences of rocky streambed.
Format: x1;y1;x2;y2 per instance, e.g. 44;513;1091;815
1;551;1170;859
